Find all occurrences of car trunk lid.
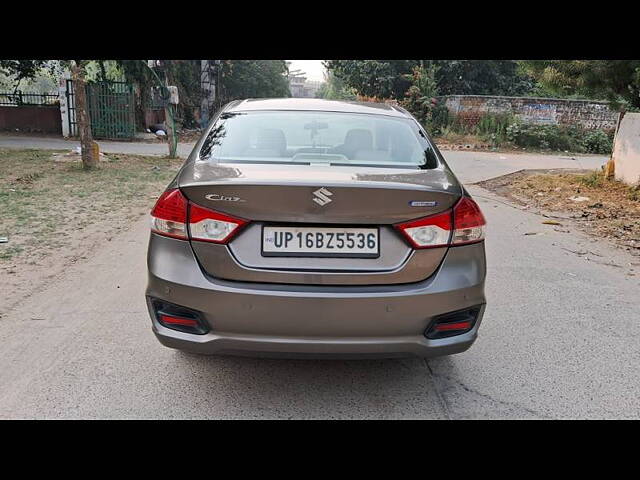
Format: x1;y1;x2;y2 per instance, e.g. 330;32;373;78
179;162;461;285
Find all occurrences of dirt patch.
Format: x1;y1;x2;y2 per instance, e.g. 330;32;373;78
478;169;640;255
0;148;183;315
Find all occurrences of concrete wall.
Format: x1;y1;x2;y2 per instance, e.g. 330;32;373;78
440;95;619;130
613;112;640;186
0;106;62;134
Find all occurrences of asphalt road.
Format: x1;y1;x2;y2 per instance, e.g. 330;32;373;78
1;137;638;419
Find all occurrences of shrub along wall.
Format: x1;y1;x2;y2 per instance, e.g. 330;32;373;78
439;95;619;131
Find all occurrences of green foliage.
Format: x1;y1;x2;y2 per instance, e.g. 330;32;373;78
434;112;517;145
434;60;535;96
325;60;536;100
0;60;60;92
219;60;290;102
475;112;516;145
505;122;612;154
582;129;613;155
429;103;451;135
434;109;613;153
0;60;48;84
316;70;356;100
325;60;417;99
506;123;574;151
519;60;640;110
115;60;290;129
84;61;123;82
399;65;439;129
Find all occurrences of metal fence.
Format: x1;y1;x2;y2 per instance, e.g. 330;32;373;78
66;80;136;139
0;91;59;106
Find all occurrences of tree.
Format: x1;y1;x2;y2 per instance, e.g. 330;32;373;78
70;60;99;169
1;59;97;168
116;60;290;131
316;70;356;100
325;60;535;99
519;60;640;109
433;60;534;96
324;60;418;99
399;64;439;127
218;60;290;102
0;60;49;93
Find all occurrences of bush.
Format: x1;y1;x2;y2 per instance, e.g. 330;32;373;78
400;89;614;154
428;103;451;135
507;123;573;151
475;112;516;145
505;123;612;154
582;129;614;154
579;170;605;187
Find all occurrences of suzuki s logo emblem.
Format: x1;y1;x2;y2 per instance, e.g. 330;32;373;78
312;187;333;206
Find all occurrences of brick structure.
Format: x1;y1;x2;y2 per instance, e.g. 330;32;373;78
0;105;62;134
439;95;619;131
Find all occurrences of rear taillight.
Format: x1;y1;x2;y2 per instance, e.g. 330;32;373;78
150;189;188;240
150;189;248;244
452;196;486;245
189;203;248;244
394;196;485;249
394;210;452;249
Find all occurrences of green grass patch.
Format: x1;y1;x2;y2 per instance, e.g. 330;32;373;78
0;148;182;264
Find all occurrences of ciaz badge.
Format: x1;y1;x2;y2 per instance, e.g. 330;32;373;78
205;193;246;202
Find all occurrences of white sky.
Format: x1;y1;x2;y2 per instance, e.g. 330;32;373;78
286;60;326;82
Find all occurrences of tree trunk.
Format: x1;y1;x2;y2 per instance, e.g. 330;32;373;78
163;62;178;158
165;102;178;158
71;61;99;169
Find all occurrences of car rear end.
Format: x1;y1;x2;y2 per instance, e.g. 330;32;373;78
145;100;486;358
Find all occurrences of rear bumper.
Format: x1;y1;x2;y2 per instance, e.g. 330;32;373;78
146;234;486;359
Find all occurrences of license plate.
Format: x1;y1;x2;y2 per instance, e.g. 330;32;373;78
262;226;379;258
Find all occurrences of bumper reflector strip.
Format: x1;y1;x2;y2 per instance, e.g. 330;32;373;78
425;305;482;340
159;314;199;327
434;320;473;332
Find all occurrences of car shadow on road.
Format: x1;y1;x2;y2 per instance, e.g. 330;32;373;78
167;351;454;419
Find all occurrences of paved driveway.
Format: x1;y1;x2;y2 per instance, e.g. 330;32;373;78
1;136;637;419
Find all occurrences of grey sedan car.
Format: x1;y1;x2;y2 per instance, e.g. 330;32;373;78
146;98;486;358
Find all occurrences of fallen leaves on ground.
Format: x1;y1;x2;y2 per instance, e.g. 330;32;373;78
479;169;640;252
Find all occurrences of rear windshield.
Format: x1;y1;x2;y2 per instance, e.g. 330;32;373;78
199;110;438;168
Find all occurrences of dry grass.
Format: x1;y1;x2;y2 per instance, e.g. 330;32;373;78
0;148;183;312
480;169;640;252
0;148;182;260
434;132;489;146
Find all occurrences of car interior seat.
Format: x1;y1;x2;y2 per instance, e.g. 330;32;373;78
244;128;287;158
331;129;374;159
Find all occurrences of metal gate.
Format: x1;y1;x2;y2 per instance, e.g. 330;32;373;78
66;80;136;139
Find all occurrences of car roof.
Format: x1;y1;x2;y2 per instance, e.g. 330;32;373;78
225;98;412;118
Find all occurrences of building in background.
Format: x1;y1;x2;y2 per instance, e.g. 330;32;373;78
287;63;323;98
